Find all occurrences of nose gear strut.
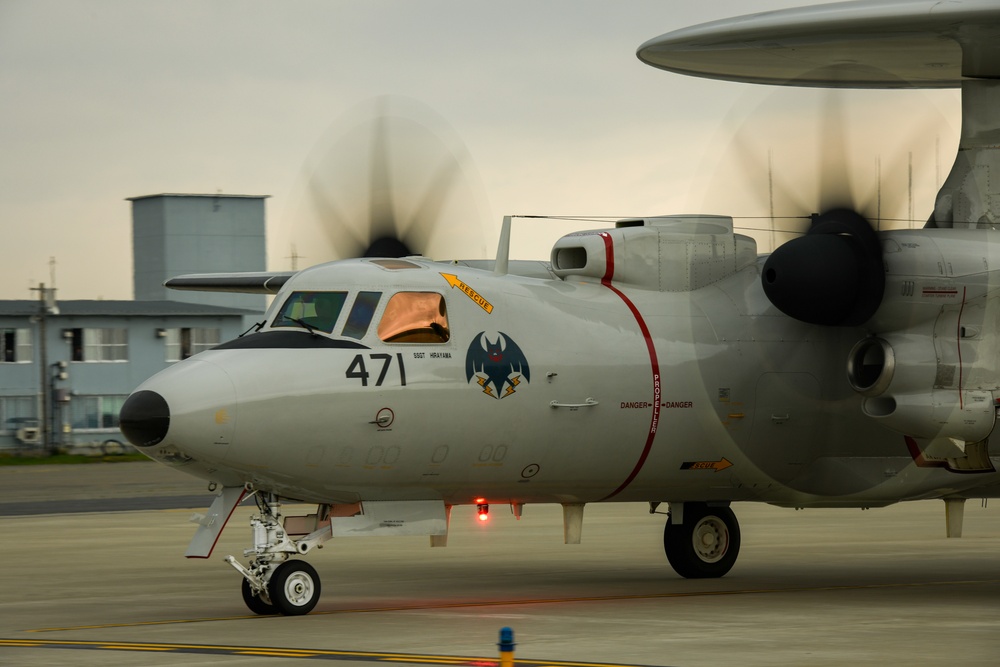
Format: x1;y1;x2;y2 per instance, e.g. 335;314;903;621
225;491;332;615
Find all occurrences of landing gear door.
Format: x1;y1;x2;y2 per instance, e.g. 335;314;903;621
185;486;247;558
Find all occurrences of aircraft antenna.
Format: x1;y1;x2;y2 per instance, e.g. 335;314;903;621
876;156;881;231
908;152;914;228
768;149;775;250
936;135;940;189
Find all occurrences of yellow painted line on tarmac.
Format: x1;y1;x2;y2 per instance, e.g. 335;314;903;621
28;614;263;632
237;650;322;657
24;578;1000;634
0;638;651;667
378;660;478;665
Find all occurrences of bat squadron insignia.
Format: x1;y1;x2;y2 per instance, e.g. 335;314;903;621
465;331;530;399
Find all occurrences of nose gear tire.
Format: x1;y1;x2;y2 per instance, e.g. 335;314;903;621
268;560;321;616
241;577;276;615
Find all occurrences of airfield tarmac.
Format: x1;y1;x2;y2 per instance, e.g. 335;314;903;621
1;462;998;667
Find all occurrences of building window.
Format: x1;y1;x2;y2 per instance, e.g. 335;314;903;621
165;327;221;361
69;328;128;362
377;292;450;343
1;328;32;362
71;395;127;430
0;396;37;433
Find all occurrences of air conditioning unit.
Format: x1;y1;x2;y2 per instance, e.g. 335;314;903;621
16;427;41;444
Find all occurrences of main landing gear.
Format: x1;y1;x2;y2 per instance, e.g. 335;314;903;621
663;502;740;578
226;493;332;616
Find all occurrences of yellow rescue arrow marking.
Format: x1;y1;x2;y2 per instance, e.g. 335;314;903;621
680;458;733;472
440;273;493;314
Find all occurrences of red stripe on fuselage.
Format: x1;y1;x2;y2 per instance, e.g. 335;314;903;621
598;232;661;501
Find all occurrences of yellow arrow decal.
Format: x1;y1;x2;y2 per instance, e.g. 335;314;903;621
440;273;493;314
679;458;733;472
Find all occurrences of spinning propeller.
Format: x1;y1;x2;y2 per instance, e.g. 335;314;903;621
295;97;489;262
638;0;1000;327
725;88;943;326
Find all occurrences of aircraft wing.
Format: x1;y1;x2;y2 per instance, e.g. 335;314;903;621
164;271;296;295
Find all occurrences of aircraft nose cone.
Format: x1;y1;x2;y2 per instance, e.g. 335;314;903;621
119;390;170;448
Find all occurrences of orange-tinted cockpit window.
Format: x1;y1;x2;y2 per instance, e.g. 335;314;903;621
377;292;449;343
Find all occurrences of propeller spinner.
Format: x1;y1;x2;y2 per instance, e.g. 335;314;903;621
761;208;884;326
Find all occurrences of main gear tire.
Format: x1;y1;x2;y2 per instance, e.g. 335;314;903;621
664;504;740;578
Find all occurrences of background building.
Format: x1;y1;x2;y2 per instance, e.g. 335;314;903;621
0;193;269;452
130;193;268;311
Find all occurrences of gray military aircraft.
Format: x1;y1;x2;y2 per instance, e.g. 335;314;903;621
119;0;1000;615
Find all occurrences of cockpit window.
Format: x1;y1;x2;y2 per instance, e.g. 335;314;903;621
342;291;382;339
273;291;347;334
377;292;449;343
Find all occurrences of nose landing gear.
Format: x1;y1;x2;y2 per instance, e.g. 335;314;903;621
226;493;331;615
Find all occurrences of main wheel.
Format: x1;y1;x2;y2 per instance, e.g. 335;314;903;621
663;503;740;578
241;578;276;615
268;560;321;616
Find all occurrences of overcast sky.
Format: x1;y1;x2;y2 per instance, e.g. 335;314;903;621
0;0;960;300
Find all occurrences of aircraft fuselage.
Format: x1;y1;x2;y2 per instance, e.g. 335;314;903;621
127;222;1000;510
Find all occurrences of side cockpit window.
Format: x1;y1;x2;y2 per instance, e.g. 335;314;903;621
273;291;347;333
377;292;450;343
342;291;382;339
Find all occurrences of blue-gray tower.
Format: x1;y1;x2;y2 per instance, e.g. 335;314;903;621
129;193;268;312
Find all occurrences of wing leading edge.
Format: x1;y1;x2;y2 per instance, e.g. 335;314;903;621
164;271;296;295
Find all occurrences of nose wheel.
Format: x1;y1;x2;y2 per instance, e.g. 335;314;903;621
227;492;332;616
663;503;740;578
241;577;276;615
269;561;321;615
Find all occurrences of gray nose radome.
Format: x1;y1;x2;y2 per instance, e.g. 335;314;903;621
119;390;170;447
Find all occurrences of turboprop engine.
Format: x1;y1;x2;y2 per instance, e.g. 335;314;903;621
843;229;1000;468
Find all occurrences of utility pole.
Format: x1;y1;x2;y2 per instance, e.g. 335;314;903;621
287;244;303;271
30;283;58;454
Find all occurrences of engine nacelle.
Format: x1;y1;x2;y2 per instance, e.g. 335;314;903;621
859;389;994;442
550;215;756;291
846;330;996;443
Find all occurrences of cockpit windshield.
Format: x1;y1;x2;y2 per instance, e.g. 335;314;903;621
270;290;448;343
273;291;347;334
